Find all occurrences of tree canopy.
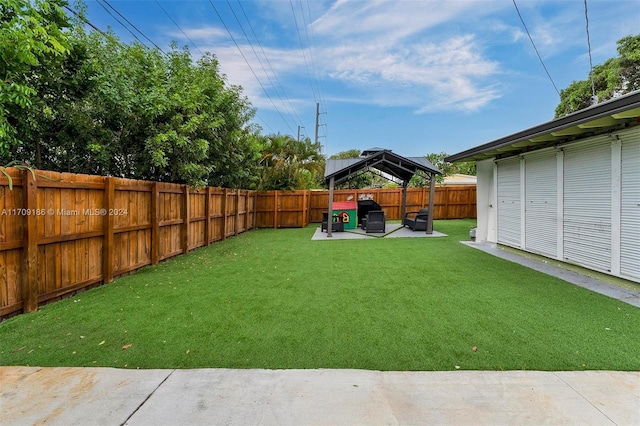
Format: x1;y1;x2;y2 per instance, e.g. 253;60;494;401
1;2;261;187
0;0;70;154
555;34;640;117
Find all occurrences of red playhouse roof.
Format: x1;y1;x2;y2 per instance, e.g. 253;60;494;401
332;201;357;210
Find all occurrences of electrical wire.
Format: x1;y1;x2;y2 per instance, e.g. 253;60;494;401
237;1;305;130
584;0;597;102
155;0;204;56
95;0;146;46
290;0;319;104
227;0;302;129
298;0;322;106
208;0;296;134
101;0;165;54
304;0;327;109
64;5;118;43
512;0;560;97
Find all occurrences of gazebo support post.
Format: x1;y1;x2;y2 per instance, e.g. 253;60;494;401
401;180;408;226
427;173;436;234
327;176;335;238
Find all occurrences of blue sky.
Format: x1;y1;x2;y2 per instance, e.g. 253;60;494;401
79;0;639;158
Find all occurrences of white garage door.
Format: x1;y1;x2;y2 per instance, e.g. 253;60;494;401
524;150;557;257
620;129;640;281
497;157;521;248
563;137;611;272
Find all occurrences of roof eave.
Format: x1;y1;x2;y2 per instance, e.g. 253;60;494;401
445;91;640;163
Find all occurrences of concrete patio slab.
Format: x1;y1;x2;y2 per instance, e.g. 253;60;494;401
311;223;447;240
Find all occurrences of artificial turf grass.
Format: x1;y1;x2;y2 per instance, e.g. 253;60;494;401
1;219;639;371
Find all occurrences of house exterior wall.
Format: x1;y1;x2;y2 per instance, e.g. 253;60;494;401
475;126;640;283
475;159;497;243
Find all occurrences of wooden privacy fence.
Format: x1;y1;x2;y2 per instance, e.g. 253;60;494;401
310;187;476;224
257;186;477;227
1;167;475;318
0;168;256;318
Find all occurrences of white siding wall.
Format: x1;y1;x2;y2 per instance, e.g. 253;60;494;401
476;126;639;283
497;157;521;248
523;149;557;257
563;136;612;272
475;159;497;243
620;128;640;281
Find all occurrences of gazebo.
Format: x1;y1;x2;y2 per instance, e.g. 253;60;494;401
323;148;441;237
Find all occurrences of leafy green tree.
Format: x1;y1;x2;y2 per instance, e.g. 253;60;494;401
0;0;70;157
2;19;261;186
409;152;475;186
555;34;640;117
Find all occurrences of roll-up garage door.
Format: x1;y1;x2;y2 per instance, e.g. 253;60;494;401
497;157;521;248
620;129;640;281
563;137;611;272
524;150;557;257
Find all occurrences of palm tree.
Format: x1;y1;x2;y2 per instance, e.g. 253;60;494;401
258;134;325;190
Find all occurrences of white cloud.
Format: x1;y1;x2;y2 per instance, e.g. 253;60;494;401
172;1;508;114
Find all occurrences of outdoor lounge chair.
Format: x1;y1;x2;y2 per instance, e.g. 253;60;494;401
403;208;429;231
364;210;386;233
321;212;344;232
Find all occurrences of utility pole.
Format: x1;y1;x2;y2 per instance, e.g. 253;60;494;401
314;102;320;147
297;125;302;142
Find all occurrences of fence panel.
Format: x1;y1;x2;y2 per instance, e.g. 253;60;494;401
1;166;472;319
0;169;25;316
0;168;257;319
307;186;476;222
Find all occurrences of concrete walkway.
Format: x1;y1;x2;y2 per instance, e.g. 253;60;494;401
2;367;639;425
463;241;640;308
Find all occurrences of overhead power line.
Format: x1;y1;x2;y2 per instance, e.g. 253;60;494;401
512;0;560;97
227;0;303;129
155;0;204;56
64;5;116;42
584;0;597;102
290;0;319;104
208;0;296;134
101;0;165;54
95;0;146;46
304;0;327;108
236;1;304;130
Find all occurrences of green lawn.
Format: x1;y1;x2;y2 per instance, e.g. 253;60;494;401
1;219;639;371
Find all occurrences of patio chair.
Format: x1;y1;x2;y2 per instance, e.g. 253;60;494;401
403;208;429;231
321;212;344;232
364;210;386;233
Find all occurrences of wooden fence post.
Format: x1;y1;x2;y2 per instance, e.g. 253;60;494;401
242;191;248;232
151;182;160;265
444;187;450;220
182;185;190;254
205;187;211;245
252;191;257;229
221;188;227;241
102;177;114;283
303;190;309;227
235;189;240;236
274;191;279;229
22;169;38;313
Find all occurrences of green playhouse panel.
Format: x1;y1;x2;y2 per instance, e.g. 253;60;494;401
332;201;357;230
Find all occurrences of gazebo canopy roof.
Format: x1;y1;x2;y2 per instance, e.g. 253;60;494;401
324;148;441;185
